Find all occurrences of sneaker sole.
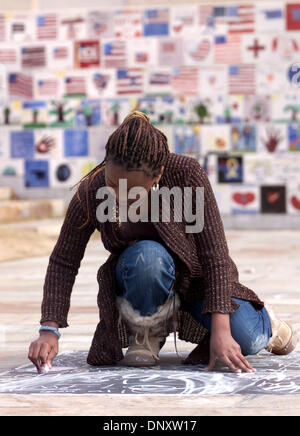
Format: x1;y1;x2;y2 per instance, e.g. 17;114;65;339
119;351;158;367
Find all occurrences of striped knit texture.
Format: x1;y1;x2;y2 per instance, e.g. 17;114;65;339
40;153;264;365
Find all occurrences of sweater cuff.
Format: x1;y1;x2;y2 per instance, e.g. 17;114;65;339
40;302;70;328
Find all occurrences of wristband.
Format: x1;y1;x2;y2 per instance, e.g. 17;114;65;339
39;326;61;339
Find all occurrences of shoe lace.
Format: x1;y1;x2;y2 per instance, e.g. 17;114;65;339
134;327;160;361
164;280;183;360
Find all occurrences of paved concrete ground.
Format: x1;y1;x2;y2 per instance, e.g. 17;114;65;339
0;225;300;415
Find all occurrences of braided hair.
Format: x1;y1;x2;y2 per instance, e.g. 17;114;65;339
72;110;170;228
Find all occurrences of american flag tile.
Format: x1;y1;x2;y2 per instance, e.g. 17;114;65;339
36;13;57;40
183;35;214;65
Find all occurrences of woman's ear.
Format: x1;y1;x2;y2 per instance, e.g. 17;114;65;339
156;165;164;184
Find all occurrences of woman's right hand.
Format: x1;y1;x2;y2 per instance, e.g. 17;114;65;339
28;331;58;373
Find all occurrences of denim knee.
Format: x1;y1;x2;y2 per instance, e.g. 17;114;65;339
115;240;176;315
116;240;175;285
238;307;272;356
230;302;272;356
240;331;270;356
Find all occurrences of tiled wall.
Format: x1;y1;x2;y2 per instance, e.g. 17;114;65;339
0;2;300;217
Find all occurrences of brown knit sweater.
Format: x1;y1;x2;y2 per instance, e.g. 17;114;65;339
40;153;265;365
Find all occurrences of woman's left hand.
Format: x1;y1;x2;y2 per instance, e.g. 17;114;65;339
204;331;256;373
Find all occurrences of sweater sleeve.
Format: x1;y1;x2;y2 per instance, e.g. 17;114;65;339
188;160;239;315
40;189;96;328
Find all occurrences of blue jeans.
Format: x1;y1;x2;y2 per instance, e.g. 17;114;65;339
115;240;273;356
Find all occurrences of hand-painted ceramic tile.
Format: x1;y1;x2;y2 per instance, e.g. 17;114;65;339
24;159;49;188
199;65;228;96
63;74;87;98
173;125;201;159
244;95;272;123
241;34;270;63
0;100;22;126
64;129;89;157
127;38;157;68
35;13;58;40
101;98;130;126
171;66;199;96
88;70;116;98
10;130;34;158
272;93;300;123
34;128;62;158
143;8;170;37
116;68;144;96
272;155;300;183
134;96;158;122
261;185;286;213
48;98;76;128
257;124;288;153
0;159;23;177
102;39;127;69
212;4;256;34
214;33;242;64
74;40;100;68
34;73;63;100
256;2;285;33
158;37;184;67
286;3;300;30
47;42;74;70
244;154;274;184
287;61;300;89
217;155;243;183
88;125;115;159
59;13;87;40
230;124;257;152
21;44;47;69
170;5;199;36
0;43;20;71
22;100;48;128
146;67;172;95
213;184;232;213
190;97;213;124
230;184;260;213
87;10;114;38
113;9;143;38
8;13;34;42
287;182;300;214
74;99;101;127
201;125;230;154
213;95;244;124
271;33;300;64
183;35;214;66
228;64;256;95
8;72;33;100
288;123;300;151
256;63;290;93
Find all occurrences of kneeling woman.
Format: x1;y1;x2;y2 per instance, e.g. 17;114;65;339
29;111;297;373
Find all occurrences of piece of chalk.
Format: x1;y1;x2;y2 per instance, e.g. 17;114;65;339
40;364;50;374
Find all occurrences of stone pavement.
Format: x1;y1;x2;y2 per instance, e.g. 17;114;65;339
0;228;300;415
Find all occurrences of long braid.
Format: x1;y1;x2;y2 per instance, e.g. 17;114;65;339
71;110;170;229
